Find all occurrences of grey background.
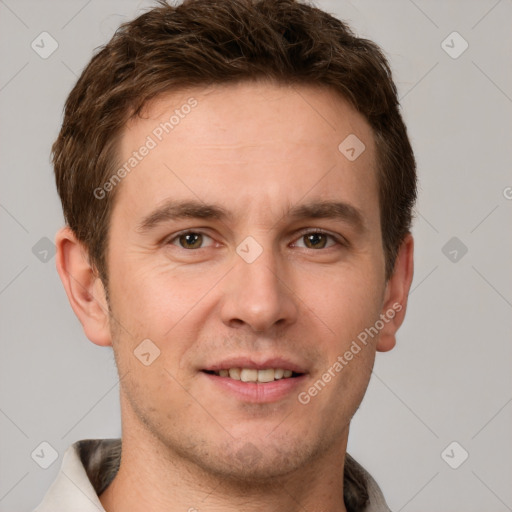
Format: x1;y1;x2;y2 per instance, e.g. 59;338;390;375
1;0;511;510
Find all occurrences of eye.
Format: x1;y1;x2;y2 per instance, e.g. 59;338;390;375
165;229;345;251
293;230;344;250
168;231;215;250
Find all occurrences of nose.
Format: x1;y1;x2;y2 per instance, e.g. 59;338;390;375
219;243;299;334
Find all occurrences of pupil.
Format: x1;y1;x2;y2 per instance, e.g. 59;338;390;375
181;233;202;249
306;233;325;248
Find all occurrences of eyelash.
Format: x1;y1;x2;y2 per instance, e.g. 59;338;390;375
165;228;347;251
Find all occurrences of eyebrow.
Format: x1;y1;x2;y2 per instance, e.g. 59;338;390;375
136;198;366;233
137;200;231;233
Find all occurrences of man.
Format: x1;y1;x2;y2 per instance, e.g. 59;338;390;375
35;0;416;510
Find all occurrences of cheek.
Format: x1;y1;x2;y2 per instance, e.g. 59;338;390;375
119;356;197;432
109;256;209;333
304;264;384;344
318;266;383;403
108;259;227;378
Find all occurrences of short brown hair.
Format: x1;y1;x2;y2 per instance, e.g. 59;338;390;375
53;0;416;284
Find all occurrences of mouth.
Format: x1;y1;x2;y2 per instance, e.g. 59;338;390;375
202;368;304;383
200;358;308;403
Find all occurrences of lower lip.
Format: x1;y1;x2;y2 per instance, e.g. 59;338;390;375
201;372;307;403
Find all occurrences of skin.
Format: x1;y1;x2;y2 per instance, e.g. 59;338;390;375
56;81;414;512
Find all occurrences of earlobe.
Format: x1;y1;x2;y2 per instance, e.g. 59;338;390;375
55;226;112;347
376;233;414;352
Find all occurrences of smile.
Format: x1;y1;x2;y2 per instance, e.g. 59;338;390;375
204;368;302;383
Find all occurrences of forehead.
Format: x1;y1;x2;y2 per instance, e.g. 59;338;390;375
128;81;372;151
114;81;379;229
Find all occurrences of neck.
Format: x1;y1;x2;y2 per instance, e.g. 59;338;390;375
99;424;349;512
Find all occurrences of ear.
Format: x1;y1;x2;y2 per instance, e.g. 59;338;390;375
55;226;112;347
376;233;414;352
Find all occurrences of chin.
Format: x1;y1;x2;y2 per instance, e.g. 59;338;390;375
200;449;307;485
172;434;319;485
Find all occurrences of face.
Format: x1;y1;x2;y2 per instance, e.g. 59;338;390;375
103;81;391;481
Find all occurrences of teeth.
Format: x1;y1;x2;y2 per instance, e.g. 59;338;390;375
228;368;241;380
257;369;275;383
240;369;258;382
274;368;285;379
215;368;298;382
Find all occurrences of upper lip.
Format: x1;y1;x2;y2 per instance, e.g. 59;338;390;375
202;356;308;374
